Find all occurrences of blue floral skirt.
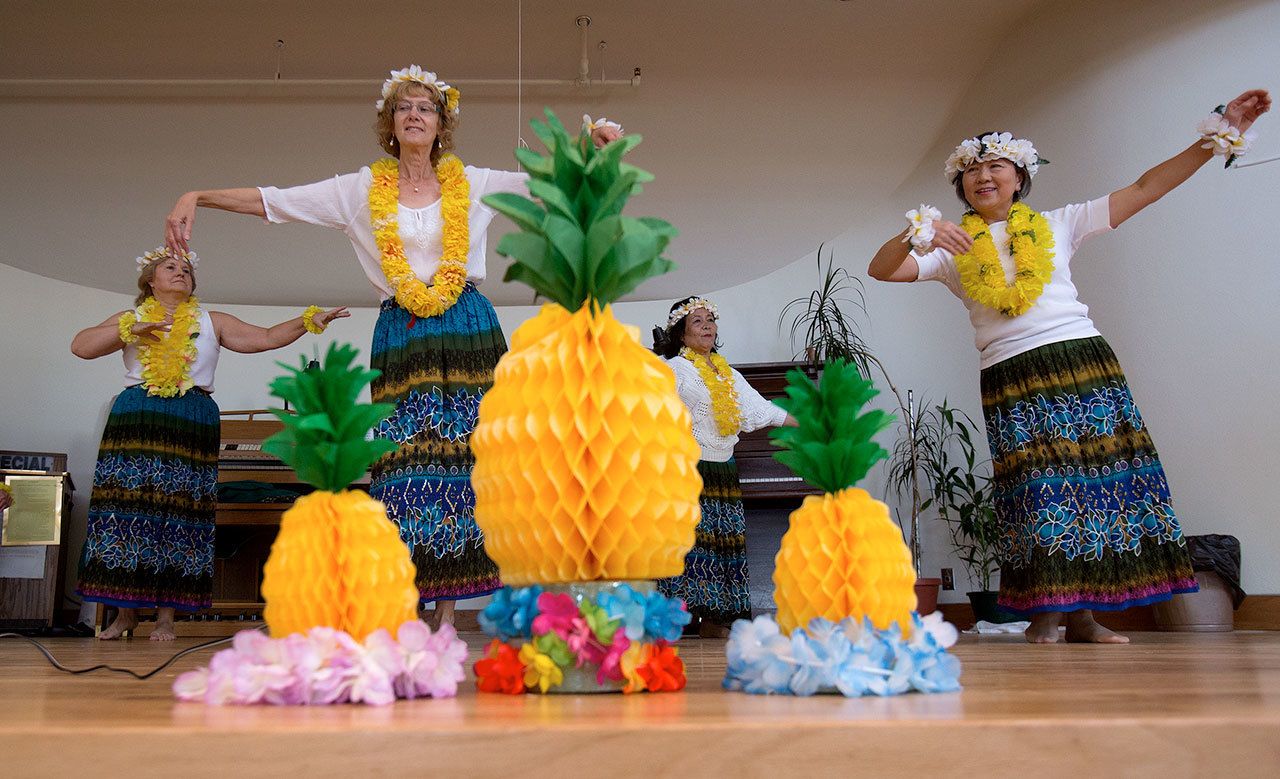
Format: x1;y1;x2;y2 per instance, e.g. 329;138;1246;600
369;285;506;603
658;459;751;625
981;336;1197;614
77;386;219;611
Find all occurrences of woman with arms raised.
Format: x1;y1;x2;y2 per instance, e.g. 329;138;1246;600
867;89;1269;643
163;66;622;626
73;248;346;639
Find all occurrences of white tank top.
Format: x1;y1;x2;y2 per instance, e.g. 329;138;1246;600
123;308;220;393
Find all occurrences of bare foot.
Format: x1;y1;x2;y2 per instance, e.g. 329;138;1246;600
98;608;139;640
1024;612;1063;644
1065;610;1129;644
424;598;455;629
150;607;177;641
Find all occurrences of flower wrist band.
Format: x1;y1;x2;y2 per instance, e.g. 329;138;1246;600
903;204;941;253
118;312;139;344
1197;105;1256;168
302;306;326;335
583;114;624;135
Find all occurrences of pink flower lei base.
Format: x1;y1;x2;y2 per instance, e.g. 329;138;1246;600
173;620;468;706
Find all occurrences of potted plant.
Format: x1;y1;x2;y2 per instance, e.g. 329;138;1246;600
778;247;941;611
892;400;1013;624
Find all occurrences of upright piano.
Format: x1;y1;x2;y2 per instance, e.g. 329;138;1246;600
730;361;820;504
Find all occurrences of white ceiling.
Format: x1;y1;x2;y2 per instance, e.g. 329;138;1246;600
0;0;1047;305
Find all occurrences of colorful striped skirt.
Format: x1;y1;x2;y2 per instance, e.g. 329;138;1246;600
77;386;220;611
369;284;505;603
658;459;752;625
980;336;1197;614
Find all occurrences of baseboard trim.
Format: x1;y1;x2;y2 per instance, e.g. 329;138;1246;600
938;594;1279;631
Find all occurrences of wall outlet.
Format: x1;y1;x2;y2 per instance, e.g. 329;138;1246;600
940;568;955;590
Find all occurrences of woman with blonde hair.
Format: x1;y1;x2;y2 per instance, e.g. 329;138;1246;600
163;66;622;626
73;248;347;639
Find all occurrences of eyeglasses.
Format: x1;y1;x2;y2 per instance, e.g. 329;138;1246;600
394;102;441;116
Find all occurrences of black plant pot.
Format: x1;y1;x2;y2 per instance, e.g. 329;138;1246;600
967;590;1019;624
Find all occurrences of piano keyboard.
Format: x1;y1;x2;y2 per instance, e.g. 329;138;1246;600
220;442;288;469
738;476;804;483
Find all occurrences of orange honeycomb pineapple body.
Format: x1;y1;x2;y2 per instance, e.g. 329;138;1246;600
472;303;702;584
773;488;916;633
262;490;418;641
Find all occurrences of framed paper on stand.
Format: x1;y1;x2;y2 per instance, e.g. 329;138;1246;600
1;473;64;546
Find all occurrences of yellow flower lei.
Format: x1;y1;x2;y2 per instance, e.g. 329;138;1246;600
955;202;1056;317
0;483;12;498
681;347;742;436
117;312;139;344
369;155;470;319
302;305;326;334
134;296;202;398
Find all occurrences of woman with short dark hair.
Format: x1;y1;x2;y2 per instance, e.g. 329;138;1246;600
654;296;795;637
868;89;1270;643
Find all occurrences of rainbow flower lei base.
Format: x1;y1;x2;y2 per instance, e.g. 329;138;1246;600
475;583;692;694
724;612;962;697
172;621;468;705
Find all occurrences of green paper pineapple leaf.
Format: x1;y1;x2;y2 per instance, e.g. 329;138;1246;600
482;109;678;309
262;343;397;492
769;359;894;494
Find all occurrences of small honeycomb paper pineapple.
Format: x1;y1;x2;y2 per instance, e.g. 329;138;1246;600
471;111;702;584
770;360;917;633
259;343;419;640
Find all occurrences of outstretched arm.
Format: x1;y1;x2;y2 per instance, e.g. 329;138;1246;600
1109;89;1270;228
211;307;350;354
165;188;267;255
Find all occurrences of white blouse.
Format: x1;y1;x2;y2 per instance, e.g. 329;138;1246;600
123;309;220;392
667;355;789;463
259;166;530;301
914;196;1114;369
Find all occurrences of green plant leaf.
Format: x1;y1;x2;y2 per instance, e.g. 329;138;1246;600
261;342;400;492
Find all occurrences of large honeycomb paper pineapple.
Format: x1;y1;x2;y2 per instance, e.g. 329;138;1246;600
770;360;917;633
259;344;419;640
471;110;702;584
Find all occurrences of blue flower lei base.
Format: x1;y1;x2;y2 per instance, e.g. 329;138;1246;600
476;581;693;695
724;612;963;696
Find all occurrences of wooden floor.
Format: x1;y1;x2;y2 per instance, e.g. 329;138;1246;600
2;629;1278;777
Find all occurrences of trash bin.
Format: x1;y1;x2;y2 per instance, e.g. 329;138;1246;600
1152;534;1244;633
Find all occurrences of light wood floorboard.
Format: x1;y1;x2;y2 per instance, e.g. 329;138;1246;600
1;630;1278;777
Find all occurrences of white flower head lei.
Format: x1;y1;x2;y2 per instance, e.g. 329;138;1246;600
1197;104;1256;168
375;65;460;116
943;131;1048;181
666;297;718;329
135;246;199;273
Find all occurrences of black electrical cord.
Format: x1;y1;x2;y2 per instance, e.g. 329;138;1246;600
0;628;261;680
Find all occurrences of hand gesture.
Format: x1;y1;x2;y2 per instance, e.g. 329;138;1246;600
928;220;974;256
1223;89;1271;133
165;193;199;255
134;315;174;343
313;307;350;329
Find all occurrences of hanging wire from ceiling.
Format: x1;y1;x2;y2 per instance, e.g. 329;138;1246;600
516;0;528;153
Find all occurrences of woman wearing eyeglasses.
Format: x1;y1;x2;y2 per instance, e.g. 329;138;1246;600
162;65;622;627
